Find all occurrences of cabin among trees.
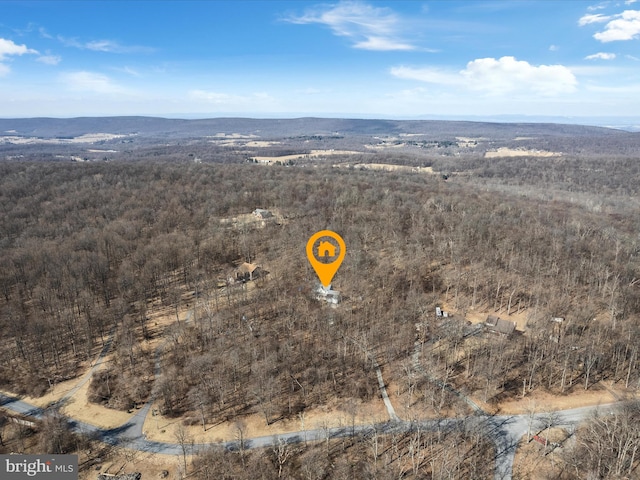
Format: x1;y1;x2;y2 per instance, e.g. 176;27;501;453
315;285;341;305
235;262;263;282
484;315;516;336
252;208;273;219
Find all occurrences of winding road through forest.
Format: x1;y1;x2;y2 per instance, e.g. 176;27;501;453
0;391;619;479
0;315;624;480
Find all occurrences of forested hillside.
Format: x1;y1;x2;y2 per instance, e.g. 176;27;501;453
1;158;638;400
1;124;639;478
0;116;628;139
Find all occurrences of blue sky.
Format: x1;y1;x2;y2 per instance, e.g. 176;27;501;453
1;0;640;118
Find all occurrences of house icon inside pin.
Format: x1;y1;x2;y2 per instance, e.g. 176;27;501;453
318;240;337;258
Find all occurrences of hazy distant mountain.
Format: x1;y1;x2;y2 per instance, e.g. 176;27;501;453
0;116;631;140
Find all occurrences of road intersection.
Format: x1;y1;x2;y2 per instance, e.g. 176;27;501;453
0;313;625;479
0;381;620;479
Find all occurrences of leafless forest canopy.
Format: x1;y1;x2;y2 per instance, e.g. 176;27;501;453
0;118;639;478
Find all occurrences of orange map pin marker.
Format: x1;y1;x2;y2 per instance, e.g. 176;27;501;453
306;230;346;288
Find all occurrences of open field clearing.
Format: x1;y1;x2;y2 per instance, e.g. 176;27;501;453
485;147;561;157
210;133;259;139
0;133;132;144
251;149;363;163
461;305;531;331
245;140;281;147
333;162;436;174
456;136;486;147
210;140;290;148
365;142;407;149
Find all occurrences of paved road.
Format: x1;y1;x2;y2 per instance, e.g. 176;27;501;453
0;315;623;479
412;328;619;480
489;402;619;479
0;388;621;479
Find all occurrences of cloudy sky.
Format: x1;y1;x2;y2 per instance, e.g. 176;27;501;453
1;0;640;118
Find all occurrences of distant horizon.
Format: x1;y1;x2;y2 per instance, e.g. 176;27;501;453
2;2;640;119
2;113;640;132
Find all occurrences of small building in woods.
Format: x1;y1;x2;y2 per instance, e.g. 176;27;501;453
485;315;516;336
253;208;273;219
236;262;263;282
316;285;341;305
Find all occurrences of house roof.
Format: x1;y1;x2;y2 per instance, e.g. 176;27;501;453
253;208;273;218
238;262;260;274
485;316;516;335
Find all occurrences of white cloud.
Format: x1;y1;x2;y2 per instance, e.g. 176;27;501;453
353;36;415;51
86;40;122;52
113;66;141;77
585;10;640;41
287;1;417;51
60;71;124;94
0;38;38;60
85;40;148;53
549;44;559;51
391;56;577;96
587;3;609;11
37;55;61;65
585;52;616;59
58;36;153;53
0;38;38;76
39;27;53;39
578;13;612;26
462;57;577;95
